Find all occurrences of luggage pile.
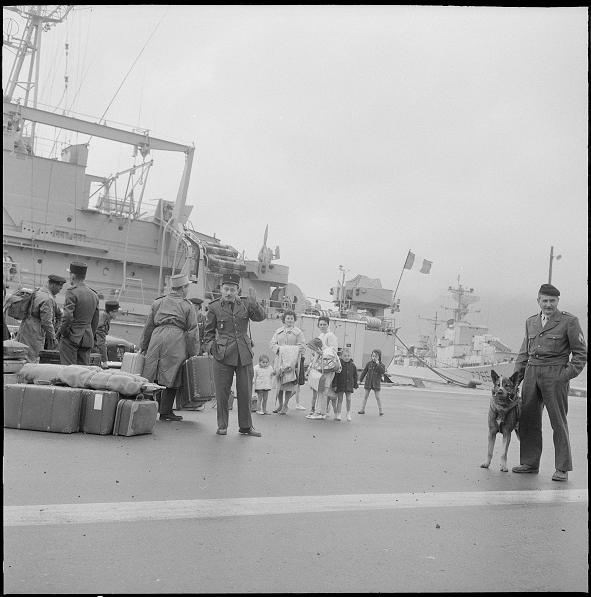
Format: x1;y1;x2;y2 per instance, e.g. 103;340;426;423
4;360;163;437
4;339;29;379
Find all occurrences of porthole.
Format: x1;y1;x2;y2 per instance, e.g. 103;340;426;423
37;258;42;264
67;217;72;222
103;268;110;275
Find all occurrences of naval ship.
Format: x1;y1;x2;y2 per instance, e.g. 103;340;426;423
2;6;396;369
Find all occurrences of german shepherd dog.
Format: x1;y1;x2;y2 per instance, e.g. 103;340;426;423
480;370;521;472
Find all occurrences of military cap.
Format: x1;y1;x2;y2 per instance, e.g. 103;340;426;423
538;283;560;297
188;297;203;305
170;273;189;288
67;261;87;275
105;300;120;312
48;274;67;284
221;272;241;286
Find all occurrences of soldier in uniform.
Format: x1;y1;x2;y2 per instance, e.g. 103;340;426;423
139;273;200;421
203;272;266;436
512;283;587;482
59;262;100;366
93;301;121;369
188;297;206;355
17;274;66;362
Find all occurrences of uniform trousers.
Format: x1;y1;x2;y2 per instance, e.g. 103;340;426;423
213;357;254;430
59;337;91;366
520;364;572;471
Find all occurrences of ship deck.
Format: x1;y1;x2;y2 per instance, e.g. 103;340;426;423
4;383;587;593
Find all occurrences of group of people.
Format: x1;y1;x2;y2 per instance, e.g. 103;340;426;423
5;266;587;481
13;261;122;368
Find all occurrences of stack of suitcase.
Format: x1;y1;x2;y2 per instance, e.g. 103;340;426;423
4;383;158;436
4;339;28;378
177;355;216;410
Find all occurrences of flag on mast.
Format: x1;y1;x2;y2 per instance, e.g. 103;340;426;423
404;251;433;274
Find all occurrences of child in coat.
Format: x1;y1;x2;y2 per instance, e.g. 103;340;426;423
358;349;386;416
331;347;359;421
253;354;274;415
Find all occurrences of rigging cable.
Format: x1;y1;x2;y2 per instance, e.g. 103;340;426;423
88;6;170;144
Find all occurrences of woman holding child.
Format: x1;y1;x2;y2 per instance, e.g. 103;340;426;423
269;310;306;414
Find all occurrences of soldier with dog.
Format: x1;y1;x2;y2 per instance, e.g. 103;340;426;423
512;283;587;482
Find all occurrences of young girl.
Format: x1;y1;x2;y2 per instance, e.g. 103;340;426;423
331;347;358;421
253;354;274;415
358;349;386;416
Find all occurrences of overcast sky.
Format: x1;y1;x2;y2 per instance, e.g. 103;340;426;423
3;5;588;348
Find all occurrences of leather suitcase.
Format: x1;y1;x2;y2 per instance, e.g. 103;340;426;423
3;373;20;384
80;389;121;435
120;352;145;376
113;397;158;436
89;353;102;367
4;383;82;433
4;339;29;359
177;355;216;410
4;359;26;373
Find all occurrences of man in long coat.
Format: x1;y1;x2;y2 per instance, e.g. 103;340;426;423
17;274;66;362
140;273;199;421
203;272;266;436
59;262;99;366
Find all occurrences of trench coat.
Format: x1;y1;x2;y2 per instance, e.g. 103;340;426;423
140;290;200;388
93;311;113;363
270;325;306;389
17;286;60;362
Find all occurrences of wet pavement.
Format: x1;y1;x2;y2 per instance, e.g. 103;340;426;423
4;384;588;593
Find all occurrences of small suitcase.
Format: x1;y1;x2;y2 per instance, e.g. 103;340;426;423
177;355;216;410
38;349;61;364
120;352;145;376
4;339;29;359
80;389;121;435
113;396;158;436
4;359;26;373
3;373;20;384
4;383;82;433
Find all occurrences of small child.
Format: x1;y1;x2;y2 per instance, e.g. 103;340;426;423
253;354;274;415
331;347;358;421
358;349;386;416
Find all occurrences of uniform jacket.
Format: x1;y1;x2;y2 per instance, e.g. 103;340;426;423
203;297;266;367
514;309;587;382
360;360;386;390
332;359;359;393
140;291;199;388
17;286;60;361
93;311;113;363
59;282;99;348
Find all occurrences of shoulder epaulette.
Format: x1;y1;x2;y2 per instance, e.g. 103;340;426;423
527;313;538;320
562;311;574;317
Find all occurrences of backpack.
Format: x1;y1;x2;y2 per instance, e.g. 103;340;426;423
4;287;36;320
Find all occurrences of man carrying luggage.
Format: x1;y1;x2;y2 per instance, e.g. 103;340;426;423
139;273;200;421
203;273;266;437
59;262;100;366
93;300;121;368
17;274;66;362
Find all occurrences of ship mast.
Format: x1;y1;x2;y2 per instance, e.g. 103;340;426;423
418;312;445;357
3;6;74;145
445;276;480;323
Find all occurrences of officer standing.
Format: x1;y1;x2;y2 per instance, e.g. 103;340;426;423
512;283;587;482
93;301;121;369
188;297;206;355
59;262;100;366
17;274;66;362
203;272;266;436
139;273;199;421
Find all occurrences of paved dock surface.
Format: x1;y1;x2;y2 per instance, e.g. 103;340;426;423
4;384;588;593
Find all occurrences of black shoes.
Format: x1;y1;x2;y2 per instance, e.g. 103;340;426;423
160;413;183;421
238;427;262;437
